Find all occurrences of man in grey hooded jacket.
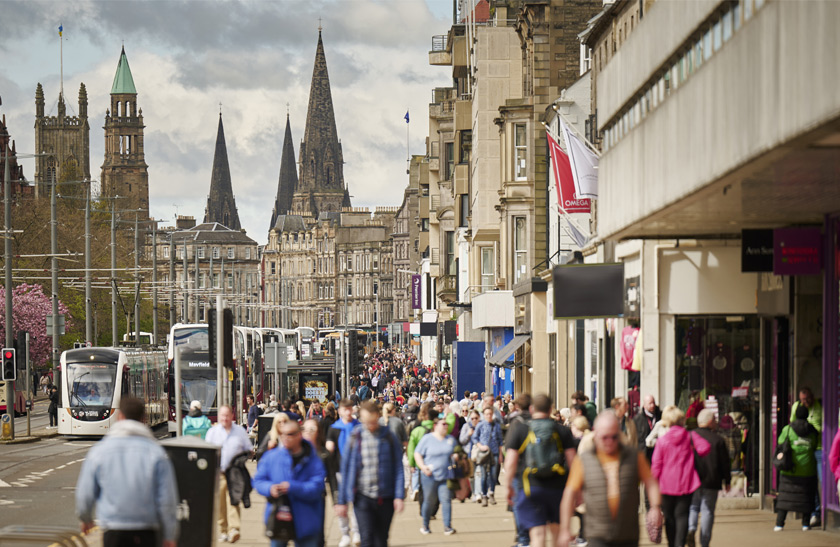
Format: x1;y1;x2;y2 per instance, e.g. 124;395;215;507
76;397;178;547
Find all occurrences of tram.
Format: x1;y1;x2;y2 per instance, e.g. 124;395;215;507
167;323;216;434
57;347;167;436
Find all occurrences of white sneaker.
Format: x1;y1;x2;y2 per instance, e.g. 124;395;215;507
352;532;361;546
219;533;229;542
228;529;240;543
338;535;352;547
802;526;811;531
773;526;783;532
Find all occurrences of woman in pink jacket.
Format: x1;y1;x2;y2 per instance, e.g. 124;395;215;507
652;406;711;547
830;426;840;499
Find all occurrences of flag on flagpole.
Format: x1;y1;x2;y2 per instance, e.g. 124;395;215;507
404;110;410;123
559;118;598;199
58;24;63;37
546;130;590;214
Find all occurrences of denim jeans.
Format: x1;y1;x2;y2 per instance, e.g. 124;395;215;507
272;535;319;547
814;449;823;520
420;474;452;529
511;477;529;545
354;494;395;547
688;488;718;547
411;467;420;492
480;459;499;496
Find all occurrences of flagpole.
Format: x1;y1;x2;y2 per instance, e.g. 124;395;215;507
405;109;410;175
554;110;600;157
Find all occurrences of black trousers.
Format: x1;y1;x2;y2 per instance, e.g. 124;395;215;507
661;493;692;547
775;509;809;528
103;530;159;547
354;494;395;547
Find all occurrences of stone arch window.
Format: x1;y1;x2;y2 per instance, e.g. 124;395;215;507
326;164;333;186
125;101;131;117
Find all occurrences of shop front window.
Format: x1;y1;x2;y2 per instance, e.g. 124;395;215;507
675;315;760;495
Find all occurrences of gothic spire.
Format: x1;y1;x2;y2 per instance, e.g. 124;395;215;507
270;113;298;229
292;29;348;215
204;113;241;230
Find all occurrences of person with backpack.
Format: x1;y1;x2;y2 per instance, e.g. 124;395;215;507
182;400;212;439
326;399;361;547
472;405;504;506
505;393;532;547
774;403;819;531
407;403;436;507
504;394;576;547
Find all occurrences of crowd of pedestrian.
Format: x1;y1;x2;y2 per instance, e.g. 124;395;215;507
71;350;840;547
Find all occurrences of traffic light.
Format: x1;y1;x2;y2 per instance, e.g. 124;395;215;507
2;348;16;381
208;308;234;369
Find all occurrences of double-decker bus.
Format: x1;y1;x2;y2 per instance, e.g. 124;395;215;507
167;323;217;434
234;326;264;404
57;347;167;436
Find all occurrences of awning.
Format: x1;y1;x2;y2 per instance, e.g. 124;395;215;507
487;334;531;366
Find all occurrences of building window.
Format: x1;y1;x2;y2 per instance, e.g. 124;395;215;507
162;246;169;259
513;216;527;284
481;247;494;292
347;280;353;297
514;123;527;180
444;141;454;180
445;231;456;276
347;256;353;271
373;255;379;270
227;273;234;289
459;130;472;164
212;247;220;259
197;247;205;259
199;273;206;288
245;247;251;260
228;247;234;259
270;262;276;275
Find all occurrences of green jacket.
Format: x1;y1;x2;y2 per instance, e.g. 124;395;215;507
585;402;597;426
407;420;433;467
445;412;456;435
791;401;822;449
778;424;818;477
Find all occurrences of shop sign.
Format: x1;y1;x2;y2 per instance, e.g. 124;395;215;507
741;229;773;272
773;227;822;276
731;386;749;398
411;275;422;309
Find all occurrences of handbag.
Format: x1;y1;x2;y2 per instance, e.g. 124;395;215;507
772;428;794;472
265;494;296;541
471;444;491;465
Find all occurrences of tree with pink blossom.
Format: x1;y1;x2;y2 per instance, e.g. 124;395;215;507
0;283;73;369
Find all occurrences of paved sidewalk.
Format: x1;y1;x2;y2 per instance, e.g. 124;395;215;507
232;465;840;547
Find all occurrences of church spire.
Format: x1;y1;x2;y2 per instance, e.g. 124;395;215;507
270;113;298;230
204;113;241;230
292;29;348;215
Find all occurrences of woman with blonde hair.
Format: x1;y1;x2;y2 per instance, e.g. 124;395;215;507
651;406;711;547
256;412;290;459
646;404;680;448
295;400;307;420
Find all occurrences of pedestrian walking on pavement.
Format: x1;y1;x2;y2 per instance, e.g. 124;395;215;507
407;402;436;506
634;395;661;463
303;418;336;547
790;386;823;526
75;397;178;547
253;420;326;547
205;404;253;543
182;400;212;439
336;400;405;547
472;405;503;506
611;396;638;449
559;410;662;547
686;409;731;547
414;413;458;536
48;385;59;428
503;393;532;547
326;399;361;547
505;394;577;547
460;409;481;502
774;403;819;531
651;406;711;547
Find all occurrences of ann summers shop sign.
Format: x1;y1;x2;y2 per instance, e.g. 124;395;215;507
741;229;773;272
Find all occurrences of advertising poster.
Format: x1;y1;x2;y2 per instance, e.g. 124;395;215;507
299;372;332;404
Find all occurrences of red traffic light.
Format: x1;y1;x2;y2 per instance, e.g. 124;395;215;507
4;351;12;359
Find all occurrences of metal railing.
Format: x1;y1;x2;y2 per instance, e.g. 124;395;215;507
431;35;448;52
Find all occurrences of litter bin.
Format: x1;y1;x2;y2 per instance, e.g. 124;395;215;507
256;414;275;455
161;435;220;546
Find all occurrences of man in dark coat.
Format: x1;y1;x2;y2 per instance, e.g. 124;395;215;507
633;394;661;462
686;409;731;547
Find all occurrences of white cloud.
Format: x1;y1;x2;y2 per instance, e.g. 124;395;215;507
0;0;451;242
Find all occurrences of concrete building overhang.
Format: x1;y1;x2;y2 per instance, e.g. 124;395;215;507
472;290;514;330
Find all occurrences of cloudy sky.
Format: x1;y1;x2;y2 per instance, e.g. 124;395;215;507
0;0;456;243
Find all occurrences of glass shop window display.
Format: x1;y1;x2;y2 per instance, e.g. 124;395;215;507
675;316;759;496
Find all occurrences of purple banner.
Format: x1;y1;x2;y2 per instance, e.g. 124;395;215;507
411;274;422;309
773;227;821;276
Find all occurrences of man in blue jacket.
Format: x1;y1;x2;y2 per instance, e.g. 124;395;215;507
253;420;326;547
337;400;405;547
76;397;178;547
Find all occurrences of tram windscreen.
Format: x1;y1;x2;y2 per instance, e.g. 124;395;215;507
173;327;217;410
67;363;117;407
